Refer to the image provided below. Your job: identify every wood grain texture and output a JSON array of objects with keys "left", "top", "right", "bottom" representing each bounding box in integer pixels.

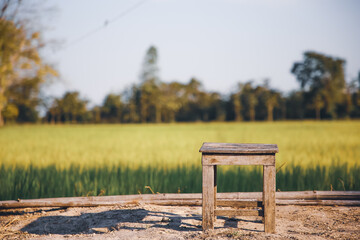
[
  {"left": 0, "top": 191, "right": 359, "bottom": 209},
  {"left": 202, "top": 154, "right": 275, "bottom": 166},
  {"left": 216, "top": 200, "right": 262, "bottom": 207},
  {"left": 200, "top": 142, "right": 278, "bottom": 154},
  {"left": 275, "top": 200, "right": 360, "bottom": 206},
  {"left": 263, "top": 165, "right": 276, "bottom": 233},
  {"left": 1, "top": 198, "right": 359, "bottom": 209},
  {"left": 215, "top": 209, "right": 264, "bottom": 217},
  {"left": 214, "top": 165, "right": 217, "bottom": 222},
  {"left": 202, "top": 164, "right": 215, "bottom": 230}
]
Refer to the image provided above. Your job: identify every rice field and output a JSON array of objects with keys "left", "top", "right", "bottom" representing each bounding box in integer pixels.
[{"left": 0, "top": 121, "right": 359, "bottom": 200}]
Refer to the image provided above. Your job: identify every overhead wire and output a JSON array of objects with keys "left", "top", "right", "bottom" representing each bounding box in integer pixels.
[{"left": 66, "top": 0, "right": 148, "bottom": 48}]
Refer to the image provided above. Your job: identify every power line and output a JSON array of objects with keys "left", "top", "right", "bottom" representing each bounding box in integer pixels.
[{"left": 66, "top": 0, "right": 147, "bottom": 47}]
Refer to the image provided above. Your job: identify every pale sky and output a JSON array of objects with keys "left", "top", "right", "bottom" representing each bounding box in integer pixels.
[{"left": 43, "top": 0, "right": 360, "bottom": 106}]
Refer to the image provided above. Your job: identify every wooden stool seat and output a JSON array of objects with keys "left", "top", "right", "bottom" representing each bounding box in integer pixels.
[{"left": 200, "top": 142, "right": 278, "bottom": 233}]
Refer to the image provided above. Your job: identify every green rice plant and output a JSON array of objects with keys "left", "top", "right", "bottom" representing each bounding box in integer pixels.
[
  {"left": 0, "top": 163, "right": 359, "bottom": 201},
  {"left": 0, "top": 121, "right": 359, "bottom": 200}
]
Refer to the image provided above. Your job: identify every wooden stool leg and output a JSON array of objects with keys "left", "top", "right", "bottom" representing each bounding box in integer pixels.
[
  {"left": 214, "top": 165, "right": 217, "bottom": 223},
  {"left": 263, "top": 165, "right": 276, "bottom": 233},
  {"left": 202, "top": 165, "right": 215, "bottom": 230}
]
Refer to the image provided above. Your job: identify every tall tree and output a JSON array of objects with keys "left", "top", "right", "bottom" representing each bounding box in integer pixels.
[
  {"left": 261, "top": 80, "right": 280, "bottom": 121},
  {"left": 159, "top": 82, "right": 184, "bottom": 122},
  {"left": 91, "top": 106, "right": 101, "bottom": 123},
  {"left": 0, "top": 1, "right": 57, "bottom": 125},
  {"left": 231, "top": 83, "right": 244, "bottom": 121},
  {"left": 241, "top": 81, "right": 258, "bottom": 121},
  {"left": 348, "top": 71, "right": 360, "bottom": 118},
  {"left": 139, "top": 46, "right": 161, "bottom": 123},
  {"left": 47, "top": 98, "right": 62, "bottom": 124},
  {"left": 47, "top": 92, "right": 87, "bottom": 123},
  {"left": 180, "top": 78, "right": 204, "bottom": 121},
  {"left": 127, "top": 85, "right": 141, "bottom": 123},
  {"left": 206, "top": 92, "right": 225, "bottom": 121},
  {"left": 291, "top": 51, "right": 345, "bottom": 119},
  {"left": 63, "top": 92, "right": 87, "bottom": 123},
  {"left": 101, "top": 93, "right": 122, "bottom": 123}
]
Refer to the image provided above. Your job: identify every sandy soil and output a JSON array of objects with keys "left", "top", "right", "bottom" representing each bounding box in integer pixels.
[{"left": 1, "top": 204, "right": 359, "bottom": 239}]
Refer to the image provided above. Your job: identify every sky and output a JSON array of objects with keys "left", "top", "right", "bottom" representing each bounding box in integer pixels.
[{"left": 43, "top": 0, "right": 360, "bottom": 106}]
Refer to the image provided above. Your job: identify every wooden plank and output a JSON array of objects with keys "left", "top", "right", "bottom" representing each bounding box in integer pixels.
[
  {"left": 218, "top": 191, "right": 360, "bottom": 200},
  {"left": 200, "top": 142, "right": 278, "bottom": 154},
  {"left": 217, "top": 200, "right": 262, "bottom": 207},
  {"left": 152, "top": 199, "right": 360, "bottom": 207},
  {"left": 202, "top": 164, "right": 215, "bottom": 230},
  {"left": 215, "top": 209, "right": 264, "bottom": 217},
  {"left": 275, "top": 191, "right": 360, "bottom": 200},
  {"left": 202, "top": 154, "right": 275, "bottom": 166},
  {"left": 263, "top": 165, "right": 276, "bottom": 233},
  {"left": 1, "top": 198, "right": 359, "bottom": 209},
  {"left": 1, "top": 191, "right": 359, "bottom": 209},
  {"left": 276, "top": 200, "right": 360, "bottom": 206}
]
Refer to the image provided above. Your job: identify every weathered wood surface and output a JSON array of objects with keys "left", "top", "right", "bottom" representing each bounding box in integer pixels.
[
  {"left": 214, "top": 165, "right": 217, "bottom": 222},
  {"left": 276, "top": 200, "right": 360, "bottom": 206},
  {"left": 199, "top": 142, "right": 279, "bottom": 154},
  {"left": 202, "top": 164, "right": 215, "bottom": 230},
  {"left": 1, "top": 191, "right": 359, "bottom": 209},
  {"left": 215, "top": 191, "right": 360, "bottom": 201},
  {"left": 263, "top": 165, "right": 276, "bottom": 233},
  {"left": 153, "top": 199, "right": 360, "bottom": 207},
  {"left": 1, "top": 198, "right": 359, "bottom": 209},
  {"left": 215, "top": 209, "right": 264, "bottom": 217},
  {"left": 202, "top": 154, "right": 275, "bottom": 166},
  {"left": 216, "top": 200, "right": 262, "bottom": 207}
]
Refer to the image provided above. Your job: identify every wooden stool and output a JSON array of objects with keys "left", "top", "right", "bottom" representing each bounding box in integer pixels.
[{"left": 200, "top": 142, "right": 278, "bottom": 233}]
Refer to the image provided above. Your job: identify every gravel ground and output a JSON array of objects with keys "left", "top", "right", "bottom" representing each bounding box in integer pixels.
[{"left": 1, "top": 204, "right": 359, "bottom": 239}]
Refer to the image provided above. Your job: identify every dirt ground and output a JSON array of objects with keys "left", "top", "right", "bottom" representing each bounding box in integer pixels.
[{"left": 0, "top": 204, "right": 359, "bottom": 239}]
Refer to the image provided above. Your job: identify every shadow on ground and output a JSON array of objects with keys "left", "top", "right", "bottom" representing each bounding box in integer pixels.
[
  {"left": 21, "top": 209, "right": 203, "bottom": 235},
  {"left": 20, "top": 208, "right": 264, "bottom": 235}
]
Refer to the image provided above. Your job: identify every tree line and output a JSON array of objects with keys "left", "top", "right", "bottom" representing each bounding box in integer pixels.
[
  {"left": 1, "top": 1, "right": 360, "bottom": 125},
  {"left": 42, "top": 47, "right": 360, "bottom": 124}
]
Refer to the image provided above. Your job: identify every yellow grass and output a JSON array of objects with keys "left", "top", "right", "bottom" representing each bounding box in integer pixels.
[{"left": 1, "top": 121, "right": 359, "bottom": 169}]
